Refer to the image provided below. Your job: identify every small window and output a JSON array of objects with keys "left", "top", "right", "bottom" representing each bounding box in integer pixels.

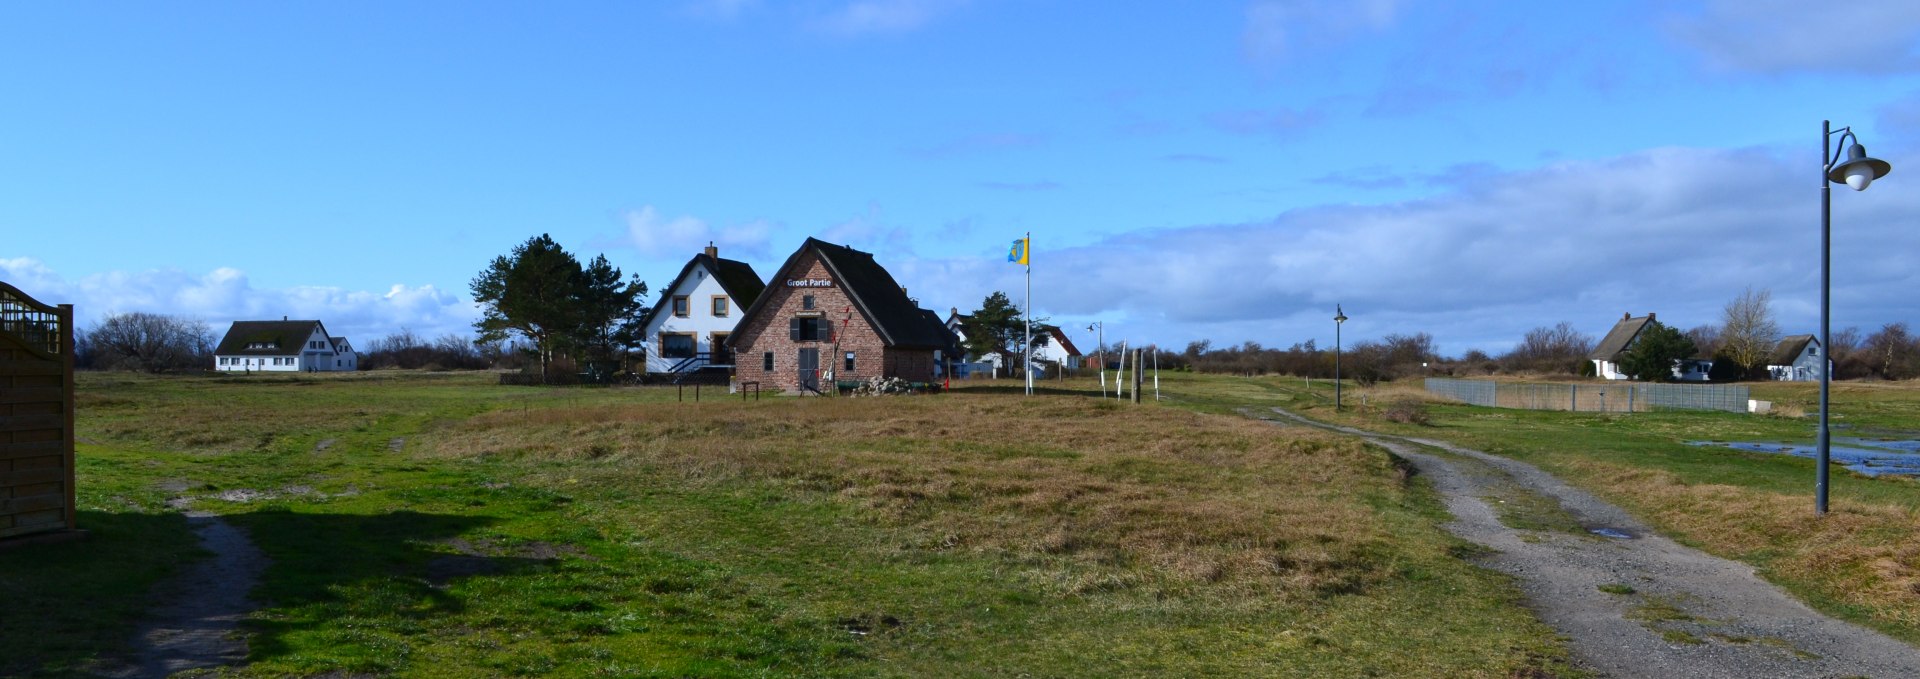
[
  {"left": 803, "top": 295, "right": 815, "bottom": 310},
  {"left": 789, "top": 318, "right": 829, "bottom": 342},
  {"left": 712, "top": 296, "right": 729, "bottom": 317},
  {"left": 763, "top": 352, "right": 774, "bottom": 371},
  {"left": 844, "top": 351, "right": 856, "bottom": 372},
  {"left": 673, "top": 296, "right": 690, "bottom": 317}
]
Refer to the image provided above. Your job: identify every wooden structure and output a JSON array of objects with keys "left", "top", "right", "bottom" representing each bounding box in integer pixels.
[{"left": 0, "top": 281, "right": 77, "bottom": 542}]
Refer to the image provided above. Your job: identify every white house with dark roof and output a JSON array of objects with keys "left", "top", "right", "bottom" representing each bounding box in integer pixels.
[
  {"left": 639, "top": 244, "right": 766, "bottom": 378},
  {"left": 1589, "top": 312, "right": 1712, "bottom": 381},
  {"left": 214, "top": 318, "right": 356, "bottom": 372},
  {"left": 1767, "top": 334, "right": 1823, "bottom": 381}
]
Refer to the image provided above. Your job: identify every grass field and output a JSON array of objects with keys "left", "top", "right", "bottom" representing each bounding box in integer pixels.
[
  {"left": 1158, "top": 371, "right": 1920, "bottom": 645},
  {"left": 1, "top": 371, "right": 1577, "bottom": 678}
]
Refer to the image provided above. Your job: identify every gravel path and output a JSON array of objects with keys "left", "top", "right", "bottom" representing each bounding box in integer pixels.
[
  {"left": 1260, "top": 406, "right": 1920, "bottom": 678},
  {"left": 95, "top": 511, "right": 268, "bottom": 678}
]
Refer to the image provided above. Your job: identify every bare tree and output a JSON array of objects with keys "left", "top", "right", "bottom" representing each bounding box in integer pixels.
[
  {"left": 1720, "top": 287, "right": 1779, "bottom": 376},
  {"left": 1504, "top": 321, "right": 1592, "bottom": 373},
  {"left": 1865, "top": 323, "right": 1919, "bottom": 380},
  {"left": 86, "top": 312, "right": 214, "bottom": 372},
  {"left": 1685, "top": 325, "right": 1722, "bottom": 358}
]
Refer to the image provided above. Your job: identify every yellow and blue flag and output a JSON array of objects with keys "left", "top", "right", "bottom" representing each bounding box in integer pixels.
[{"left": 1008, "top": 237, "right": 1029, "bottom": 266}]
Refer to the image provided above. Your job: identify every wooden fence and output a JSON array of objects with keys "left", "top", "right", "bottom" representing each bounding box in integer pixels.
[{"left": 0, "top": 281, "right": 76, "bottom": 541}]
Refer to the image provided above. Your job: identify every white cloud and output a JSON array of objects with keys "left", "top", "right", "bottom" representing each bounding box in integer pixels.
[
  {"left": 1667, "top": 0, "right": 1920, "bottom": 74},
  {"left": 1243, "top": 0, "right": 1403, "bottom": 65},
  {"left": 617, "top": 205, "right": 775, "bottom": 261},
  {"left": 0, "top": 259, "right": 479, "bottom": 343},
  {"left": 890, "top": 145, "right": 1920, "bottom": 356},
  {"left": 809, "top": 0, "right": 967, "bottom": 36}
]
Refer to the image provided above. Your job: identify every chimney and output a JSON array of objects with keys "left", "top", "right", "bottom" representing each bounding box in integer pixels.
[
  {"left": 703, "top": 241, "right": 718, "bottom": 259},
  {"left": 900, "top": 286, "right": 908, "bottom": 297},
  {"left": 1622, "top": 312, "right": 1630, "bottom": 321},
  {"left": 283, "top": 315, "right": 288, "bottom": 321},
  {"left": 1648, "top": 312, "right": 1656, "bottom": 321},
  {"left": 950, "top": 307, "right": 958, "bottom": 316}
]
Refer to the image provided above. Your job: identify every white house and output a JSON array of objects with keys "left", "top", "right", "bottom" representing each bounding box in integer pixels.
[
  {"left": 214, "top": 318, "right": 357, "bottom": 372},
  {"left": 1590, "top": 313, "right": 1656, "bottom": 380},
  {"left": 1589, "top": 312, "right": 1713, "bottom": 381},
  {"left": 944, "top": 309, "right": 1078, "bottom": 377},
  {"left": 1767, "top": 334, "right": 1824, "bottom": 381},
  {"left": 1033, "top": 326, "right": 1084, "bottom": 371},
  {"left": 639, "top": 244, "right": 765, "bottom": 378}
]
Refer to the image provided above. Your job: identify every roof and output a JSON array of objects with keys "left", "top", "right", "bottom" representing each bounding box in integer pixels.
[
  {"left": 733, "top": 237, "right": 953, "bottom": 350},
  {"left": 1044, "top": 326, "right": 1083, "bottom": 357},
  {"left": 920, "top": 308, "right": 960, "bottom": 354},
  {"left": 215, "top": 320, "right": 328, "bottom": 357},
  {"left": 1589, "top": 314, "right": 1655, "bottom": 361},
  {"left": 1769, "top": 334, "right": 1817, "bottom": 366},
  {"left": 645, "top": 253, "right": 767, "bottom": 325}
]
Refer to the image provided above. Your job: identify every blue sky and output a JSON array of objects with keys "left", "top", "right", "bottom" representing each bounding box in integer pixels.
[{"left": 6, "top": 1, "right": 1920, "bottom": 355}]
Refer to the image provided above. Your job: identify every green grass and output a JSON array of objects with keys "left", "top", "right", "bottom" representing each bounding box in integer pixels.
[
  {"left": 0, "top": 371, "right": 1580, "bottom": 677},
  {"left": 1155, "top": 371, "right": 1920, "bottom": 646}
]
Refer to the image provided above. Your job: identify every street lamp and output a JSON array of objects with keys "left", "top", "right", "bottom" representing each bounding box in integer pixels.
[
  {"left": 1817, "top": 120, "right": 1892, "bottom": 515},
  {"left": 1334, "top": 305, "right": 1348, "bottom": 411}
]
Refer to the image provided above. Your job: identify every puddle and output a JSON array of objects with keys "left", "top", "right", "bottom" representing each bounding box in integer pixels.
[
  {"left": 1589, "top": 527, "right": 1633, "bottom": 539},
  {"left": 1689, "top": 439, "right": 1920, "bottom": 477}
]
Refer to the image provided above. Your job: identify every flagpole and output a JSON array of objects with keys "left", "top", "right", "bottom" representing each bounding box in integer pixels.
[{"left": 1024, "top": 231, "right": 1033, "bottom": 396}]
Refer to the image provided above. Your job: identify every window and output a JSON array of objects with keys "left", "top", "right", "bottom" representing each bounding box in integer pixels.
[
  {"left": 789, "top": 318, "right": 829, "bottom": 341},
  {"left": 661, "top": 333, "right": 696, "bottom": 359},
  {"left": 802, "top": 295, "right": 815, "bottom": 310},
  {"left": 712, "top": 296, "right": 729, "bottom": 317},
  {"left": 673, "top": 296, "right": 690, "bottom": 317},
  {"left": 844, "top": 351, "right": 856, "bottom": 372},
  {"left": 763, "top": 352, "right": 774, "bottom": 371}
]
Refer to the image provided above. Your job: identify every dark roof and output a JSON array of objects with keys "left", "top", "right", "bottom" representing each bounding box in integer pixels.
[
  {"left": 1589, "top": 314, "right": 1654, "bottom": 361},
  {"left": 645, "top": 253, "right": 767, "bottom": 325},
  {"left": 215, "top": 320, "right": 329, "bottom": 357},
  {"left": 919, "top": 308, "right": 960, "bottom": 354},
  {"left": 1044, "top": 326, "right": 1083, "bottom": 357},
  {"left": 1769, "top": 334, "right": 1817, "bottom": 366},
  {"left": 733, "top": 238, "right": 953, "bottom": 350}
]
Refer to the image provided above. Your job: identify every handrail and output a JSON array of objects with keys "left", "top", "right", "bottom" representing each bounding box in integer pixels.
[{"left": 0, "top": 281, "right": 69, "bottom": 358}]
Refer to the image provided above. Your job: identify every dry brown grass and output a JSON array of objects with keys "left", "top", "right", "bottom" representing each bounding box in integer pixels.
[
  {"left": 1561, "top": 457, "right": 1920, "bottom": 629},
  {"left": 423, "top": 394, "right": 1407, "bottom": 599}
]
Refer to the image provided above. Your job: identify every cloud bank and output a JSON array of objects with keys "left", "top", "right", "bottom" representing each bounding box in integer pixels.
[
  {"left": 893, "top": 144, "right": 1920, "bottom": 355},
  {"left": 0, "top": 258, "right": 478, "bottom": 344}
]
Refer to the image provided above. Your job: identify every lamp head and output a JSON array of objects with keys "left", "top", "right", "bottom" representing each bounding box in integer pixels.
[
  {"left": 1334, "top": 305, "right": 1348, "bottom": 324},
  {"left": 1828, "top": 143, "right": 1891, "bottom": 191}
]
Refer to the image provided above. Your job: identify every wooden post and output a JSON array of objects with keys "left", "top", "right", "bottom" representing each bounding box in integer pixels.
[
  {"left": 1121, "top": 351, "right": 1136, "bottom": 402},
  {"left": 60, "top": 304, "right": 74, "bottom": 530}
]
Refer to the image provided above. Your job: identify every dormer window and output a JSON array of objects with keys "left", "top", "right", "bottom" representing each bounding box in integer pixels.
[{"left": 247, "top": 341, "right": 276, "bottom": 350}]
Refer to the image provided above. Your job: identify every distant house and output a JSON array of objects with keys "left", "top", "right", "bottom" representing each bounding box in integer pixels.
[
  {"left": 1590, "top": 313, "right": 1656, "bottom": 380},
  {"left": 727, "top": 238, "right": 955, "bottom": 393},
  {"left": 638, "top": 244, "right": 765, "bottom": 380},
  {"left": 1589, "top": 312, "right": 1711, "bottom": 381},
  {"left": 1767, "top": 334, "right": 1824, "bottom": 381},
  {"left": 214, "top": 319, "right": 356, "bottom": 372},
  {"left": 944, "top": 311, "right": 1081, "bottom": 377}
]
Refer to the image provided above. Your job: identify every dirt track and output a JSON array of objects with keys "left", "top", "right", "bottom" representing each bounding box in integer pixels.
[
  {"left": 94, "top": 511, "right": 267, "bottom": 678},
  {"left": 1260, "top": 406, "right": 1920, "bottom": 678}
]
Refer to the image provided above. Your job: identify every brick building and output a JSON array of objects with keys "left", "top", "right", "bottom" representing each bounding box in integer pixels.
[{"left": 728, "top": 238, "right": 956, "bottom": 393}]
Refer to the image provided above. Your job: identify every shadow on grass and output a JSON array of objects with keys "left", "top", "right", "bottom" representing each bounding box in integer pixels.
[
  {"left": 223, "top": 509, "right": 556, "bottom": 665},
  {"left": 949, "top": 384, "right": 1106, "bottom": 397},
  {"left": 0, "top": 510, "right": 200, "bottom": 678},
  {"left": 0, "top": 509, "right": 553, "bottom": 677}
]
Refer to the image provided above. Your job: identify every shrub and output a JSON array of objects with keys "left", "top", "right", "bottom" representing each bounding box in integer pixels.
[{"left": 1382, "top": 399, "right": 1431, "bottom": 425}]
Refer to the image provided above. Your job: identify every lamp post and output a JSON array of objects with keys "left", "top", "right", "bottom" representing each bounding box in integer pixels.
[
  {"left": 1334, "top": 305, "right": 1348, "bottom": 411},
  {"left": 1817, "top": 121, "right": 1892, "bottom": 515}
]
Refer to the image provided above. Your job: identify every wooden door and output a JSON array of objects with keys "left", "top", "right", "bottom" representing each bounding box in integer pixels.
[{"left": 797, "top": 348, "right": 819, "bottom": 391}]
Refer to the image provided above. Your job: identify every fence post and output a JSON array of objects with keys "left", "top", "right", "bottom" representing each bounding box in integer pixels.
[
  {"left": 1571, "top": 385, "right": 1577, "bottom": 412},
  {"left": 1629, "top": 385, "right": 1635, "bottom": 413}
]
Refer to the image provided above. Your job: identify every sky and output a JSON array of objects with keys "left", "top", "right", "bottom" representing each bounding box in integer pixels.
[{"left": 5, "top": 0, "right": 1920, "bottom": 356}]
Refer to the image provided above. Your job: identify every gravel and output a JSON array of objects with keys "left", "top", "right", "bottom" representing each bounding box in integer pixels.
[{"left": 1263, "top": 406, "right": 1920, "bottom": 678}]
